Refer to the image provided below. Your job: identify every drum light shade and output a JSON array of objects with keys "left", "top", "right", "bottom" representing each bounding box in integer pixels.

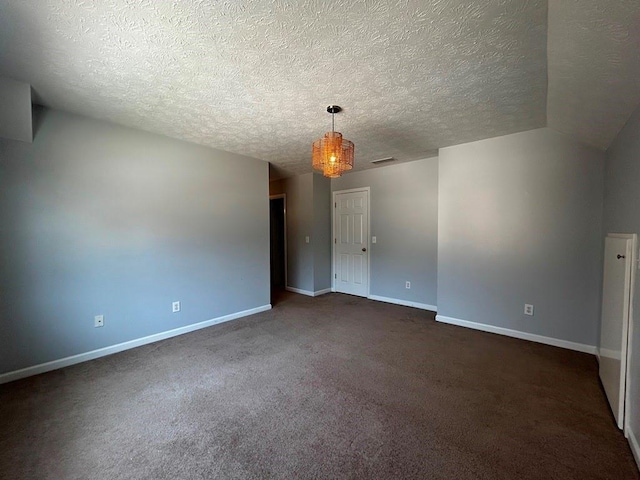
[{"left": 311, "top": 106, "right": 354, "bottom": 178}]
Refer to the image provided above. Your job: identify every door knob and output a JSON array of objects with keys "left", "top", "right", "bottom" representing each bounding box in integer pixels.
[
  {"left": 617, "top": 254, "right": 626, "bottom": 259},
  {"left": 362, "top": 248, "right": 367, "bottom": 252}
]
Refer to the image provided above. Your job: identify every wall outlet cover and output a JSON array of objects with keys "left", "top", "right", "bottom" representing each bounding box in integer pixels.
[
  {"left": 524, "top": 304, "right": 534, "bottom": 316},
  {"left": 94, "top": 315, "right": 104, "bottom": 327},
  {"left": 172, "top": 301, "right": 181, "bottom": 313}
]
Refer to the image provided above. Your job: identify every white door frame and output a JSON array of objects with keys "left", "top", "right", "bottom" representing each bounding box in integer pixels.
[
  {"left": 331, "top": 187, "right": 371, "bottom": 297},
  {"left": 269, "top": 194, "right": 287, "bottom": 288},
  {"left": 605, "top": 233, "right": 637, "bottom": 436}
]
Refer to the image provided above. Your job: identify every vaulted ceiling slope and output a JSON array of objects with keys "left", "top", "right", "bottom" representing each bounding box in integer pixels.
[
  {"left": 0, "top": 1, "right": 638, "bottom": 177},
  {"left": 547, "top": 1, "right": 640, "bottom": 150}
]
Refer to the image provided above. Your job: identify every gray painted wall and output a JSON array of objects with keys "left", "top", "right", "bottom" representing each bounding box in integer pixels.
[
  {"left": 281, "top": 173, "right": 314, "bottom": 292},
  {"left": 331, "top": 158, "right": 439, "bottom": 307},
  {"left": 0, "top": 108, "right": 270, "bottom": 374},
  {"left": 313, "top": 174, "right": 331, "bottom": 291},
  {"left": 270, "top": 173, "right": 331, "bottom": 294},
  {"left": 438, "top": 127, "right": 604, "bottom": 346},
  {"left": 603, "top": 103, "right": 640, "bottom": 443},
  {"left": 0, "top": 77, "right": 32, "bottom": 143}
]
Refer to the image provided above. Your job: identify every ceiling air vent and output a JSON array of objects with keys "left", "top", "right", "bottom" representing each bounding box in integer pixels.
[{"left": 370, "top": 156, "right": 396, "bottom": 164}]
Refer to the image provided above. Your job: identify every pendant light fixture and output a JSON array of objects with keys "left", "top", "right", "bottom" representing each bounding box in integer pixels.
[{"left": 312, "top": 105, "right": 354, "bottom": 178}]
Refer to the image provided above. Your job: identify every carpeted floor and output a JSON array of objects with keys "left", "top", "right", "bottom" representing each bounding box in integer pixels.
[{"left": 0, "top": 291, "right": 638, "bottom": 479}]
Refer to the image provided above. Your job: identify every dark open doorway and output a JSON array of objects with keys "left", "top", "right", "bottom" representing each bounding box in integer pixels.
[{"left": 269, "top": 195, "right": 286, "bottom": 302}]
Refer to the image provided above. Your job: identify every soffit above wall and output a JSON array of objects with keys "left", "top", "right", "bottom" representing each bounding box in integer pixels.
[
  {"left": 0, "top": 77, "right": 32, "bottom": 143},
  {"left": 547, "top": 1, "right": 640, "bottom": 151},
  {"left": 0, "top": 0, "right": 547, "bottom": 176}
]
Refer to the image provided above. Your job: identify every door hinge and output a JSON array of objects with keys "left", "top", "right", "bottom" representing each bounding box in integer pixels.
[
  {"left": 334, "top": 202, "right": 337, "bottom": 208},
  {"left": 334, "top": 238, "right": 336, "bottom": 244},
  {"left": 335, "top": 274, "right": 337, "bottom": 279}
]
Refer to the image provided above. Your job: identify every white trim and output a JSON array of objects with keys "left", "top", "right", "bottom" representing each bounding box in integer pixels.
[
  {"left": 435, "top": 315, "right": 597, "bottom": 355},
  {"left": 0, "top": 304, "right": 272, "bottom": 385},
  {"left": 607, "top": 233, "right": 637, "bottom": 240},
  {"left": 285, "top": 286, "right": 331, "bottom": 297},
  {"left": 624, "top": 234, "right": 637, "bottom": 435},
  {"left": 332, "top": 187, "right": 371, "bottom": 298},
  {"left": 331, "top": 186, "right": 372, "bottom": 195},
  {"left": 368, "top": 294, "right": 437, "bottom": 312},
  {"left": 628, "top": 428, "right": 640, "bottom": 470},
  {"left": 599, "top": 347, "right": 623, "bottom": 361},
  {"left": 286, "top": 286, "right": 314, "bottom": 296}
]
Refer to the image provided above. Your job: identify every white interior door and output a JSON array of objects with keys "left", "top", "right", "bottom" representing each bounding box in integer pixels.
[
  {"left": 599, "top": 235, "right": 634, "bottom": 430},
  {"left": 333, "top": 189, "right": 369, "bottom": 297}
]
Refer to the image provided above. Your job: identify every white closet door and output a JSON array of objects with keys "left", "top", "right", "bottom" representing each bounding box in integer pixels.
[{"left": 599, "top": 235, "right": 633, "bottom": 430}]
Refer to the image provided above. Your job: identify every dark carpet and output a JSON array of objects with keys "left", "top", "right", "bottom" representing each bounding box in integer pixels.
[{"left": 0, "top": 292, "right": 637, "bottom": 479}]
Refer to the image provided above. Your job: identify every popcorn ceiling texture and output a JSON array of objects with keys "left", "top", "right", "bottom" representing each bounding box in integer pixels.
[
  {"left": 0, "top": 0, "right": 547, "bottom": 175},
  {"left": 0, "top": 1, "right": 637, "bottom": 175}
]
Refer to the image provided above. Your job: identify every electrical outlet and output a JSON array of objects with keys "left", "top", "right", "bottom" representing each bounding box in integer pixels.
[
  {"left": 94, "top": 315, "right": 104, "bottom": 328},
  {"left": 524, "top": 304, "right": 534, "bottom": 316},
  {"left": 406, "top": 281, "right": 411, "bottom": 289},
  {"left": 172, "top": 301, "right": 181, "bottom": 313},
  {"left": 305, "top": 236, "right": 310, "bottom": 244},
  {"left": 372, "top": 236, "right": 377, "bottom": 244}
]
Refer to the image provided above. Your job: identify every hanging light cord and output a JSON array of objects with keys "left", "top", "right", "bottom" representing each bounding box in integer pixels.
[{"left": 331, "top": 111, "right": 335, "bottom": 133}]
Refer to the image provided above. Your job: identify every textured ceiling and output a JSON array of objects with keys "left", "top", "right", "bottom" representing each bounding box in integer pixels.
[
  {"left": 547, "top": 1, "right": 640, "bottom": 150},
  {"left": 0, "top": 1, "right": 637, "bottom": 178},
  {"left": 0, "top": 0, "right": 547, "bottom": 176}
]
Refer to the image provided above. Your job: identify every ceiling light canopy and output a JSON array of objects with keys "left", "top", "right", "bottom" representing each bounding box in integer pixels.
[{"left": 312, "top": 106, "right": 354, "bottom": 178}]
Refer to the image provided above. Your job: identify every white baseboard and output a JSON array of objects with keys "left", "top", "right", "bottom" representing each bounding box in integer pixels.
[
  {"left": 629, "top": 428, "right": 640, "bottom": 471},
  {"left": 435, "top": 315, "right": 597, "bottom": 355},
  {"left": 0, "top": 304, "right": 272, "bottom": 385},
  {"left": 368, "top": 294, "right": 437, "bottom": 312},
  {"left": 285, "top": 286, "right": 313, "bottom": 296},
  {"left": 285, "top": 286, "right": 331, "bottom": 297}
]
